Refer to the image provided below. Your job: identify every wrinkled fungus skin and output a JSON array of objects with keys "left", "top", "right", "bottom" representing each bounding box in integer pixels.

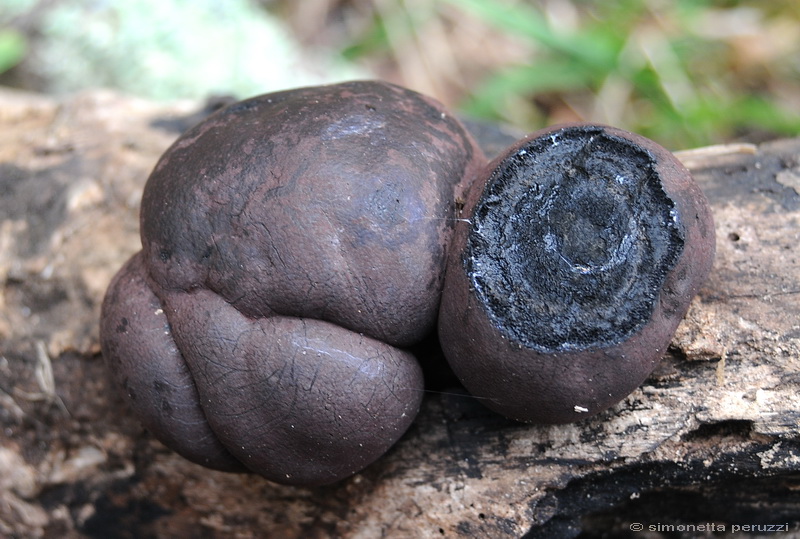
[
  {"left": 100, "top": 81, "right": 486, "bottom": 485},
  {"left": 438, "top": 123, "right": 715, "bottom": 424}
]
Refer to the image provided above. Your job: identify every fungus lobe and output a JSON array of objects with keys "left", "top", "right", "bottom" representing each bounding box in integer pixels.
[
  {"left": 100, "top": 80, "right": 485, "bottom": 485},
  {"left": 438, "top": 123, "right": 715, "bottom": 424}
]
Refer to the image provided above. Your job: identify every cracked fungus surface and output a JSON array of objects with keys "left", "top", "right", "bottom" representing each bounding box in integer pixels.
[{"left": 466, "top": 126, "right": 685, "bottom": 352}]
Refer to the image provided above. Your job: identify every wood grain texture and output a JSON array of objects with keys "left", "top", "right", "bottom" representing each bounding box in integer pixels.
[{"left": 1, "top": 89, "right": 799, "bottom": 538}]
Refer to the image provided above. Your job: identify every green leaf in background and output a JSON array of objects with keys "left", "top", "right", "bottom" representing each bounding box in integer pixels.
[
  {"left": 461, "top": 61, "right": 597, "bottom": 121},
  {"left": 341, "top": 14, "right": 389, "bottom": 62},
  {"left": 445, "top": 0, "right": 800, "bottom": 148},
  {"left": 0, "top": 29, "right": 26, "bottom": 74},
  {"left": 443, "top": 0, "right": 620, "bottom": 72}
]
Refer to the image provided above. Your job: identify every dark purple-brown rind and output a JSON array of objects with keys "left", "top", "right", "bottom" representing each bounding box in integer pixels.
[
  {"left": 99, "top": 253, "right": 246, "bottom": 473},
  {"left": 140, "top": 80, "right": 484, "bottom": 346},
  {"left": 100, "top": 81, "right": 486, "bottom": 485},
  {"left": 438, "top": 123, "right": 715, "bottom": 424}
]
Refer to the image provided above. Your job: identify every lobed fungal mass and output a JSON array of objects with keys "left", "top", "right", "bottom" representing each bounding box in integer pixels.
[
  {"left": 100, "top": 80, "right": 486, "bottom": 485},
  {"left": 102, "top": 80, "right": 715, "bottom": 465}
]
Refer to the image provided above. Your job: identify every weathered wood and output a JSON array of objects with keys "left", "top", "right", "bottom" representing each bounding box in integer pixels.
[{"left": 1, "top": 89, "right": 799, "bottom": 538}]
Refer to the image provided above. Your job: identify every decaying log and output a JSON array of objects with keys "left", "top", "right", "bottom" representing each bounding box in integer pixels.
[{"left": 1, "top": 88, "right": 799, "bottom": 538}]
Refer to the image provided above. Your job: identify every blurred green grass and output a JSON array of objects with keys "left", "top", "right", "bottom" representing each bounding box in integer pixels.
[
  {"left": 0, "top": 29, "right": 25, "bottom": 75},
  {"left": 333, "top": 0, "right": 800, "bottom": 149},
  {"left": 2, "top": 0, "right": 799, "bottom": 149}
]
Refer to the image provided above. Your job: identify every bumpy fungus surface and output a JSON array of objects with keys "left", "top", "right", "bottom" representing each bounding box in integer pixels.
[
  {"left": 100, "top": 81, "right": 485, "bottom": 485},
  {"left": 439, "top": 124, "right": 715, "bottom": 424}
]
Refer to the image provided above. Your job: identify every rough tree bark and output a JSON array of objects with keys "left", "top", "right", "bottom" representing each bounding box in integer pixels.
[{"left": 1, "top": 88, "right": 799, "bottom": 538}]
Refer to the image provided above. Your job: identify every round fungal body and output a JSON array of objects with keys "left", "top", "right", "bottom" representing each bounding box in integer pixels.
[
  {"left": 438, "top": 124, "right": 715, "bottom": 424},
  {"left": 100, "top": 81, "right": 485, "bottom": 485}
]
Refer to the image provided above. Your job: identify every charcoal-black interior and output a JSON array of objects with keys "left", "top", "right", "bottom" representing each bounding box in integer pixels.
[{"left": 465, "top": 125, "right": 685, "bottom": 352}]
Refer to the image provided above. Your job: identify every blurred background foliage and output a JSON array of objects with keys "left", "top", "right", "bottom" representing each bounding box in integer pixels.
[{"left": 1, "top": 0, "right": 799, "bottom": 149}]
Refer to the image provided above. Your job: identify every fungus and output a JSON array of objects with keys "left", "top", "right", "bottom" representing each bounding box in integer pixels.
[
  {"left": 438, "top": 123, "right": 715, "bottom": 424},
  {"left": 100, "top": 81, "right": 486, "bottom": 485}
]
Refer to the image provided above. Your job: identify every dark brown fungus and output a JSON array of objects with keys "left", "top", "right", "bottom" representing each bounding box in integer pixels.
[
  {"left": 438, "top": 123, "right": 715, "bottom": 424},
  {"left": 100, "top": 81, "right": 486, "bottom": 485}
]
